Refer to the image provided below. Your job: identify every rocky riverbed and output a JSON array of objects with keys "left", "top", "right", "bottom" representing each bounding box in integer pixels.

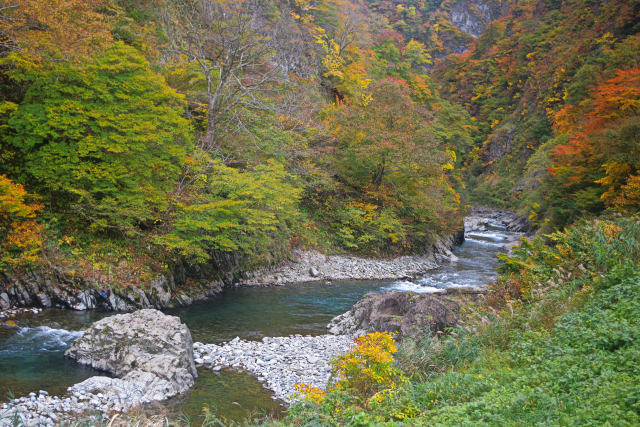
[
  {"left": 0, "top": 209, "right": 530, "bottom": 424},
  {"left": 193, "top": 334, "right": 354, "bottom": 404},
  {"left": 0, "top": 334, "right": 355, "bottom": 424},
  {"left": 0, "top": 388, "right": 126, "bottom": 426},
  {"left": 0, "top": 307, "right": 42, "bottom": 321},
  {"left": 242, "top": 236, "right": 461, "bottom": 287},
  {"left": 465, "top": 206, "right": 531, "bottom": 234},
  {"left": 1, "top": 286, "right": 488, "bottom": 424}
]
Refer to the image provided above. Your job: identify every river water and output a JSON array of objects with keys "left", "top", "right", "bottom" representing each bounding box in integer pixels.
[{"left": 0, "top": 222, "right": 520, "bottom": 423}]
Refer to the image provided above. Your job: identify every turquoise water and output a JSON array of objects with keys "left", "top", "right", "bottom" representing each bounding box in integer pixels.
[
  {"left": 0, "top": 310, "right": 109, "bottom": 401},
  {"left": 0, "top": 224, "right": 519, "bottom": 422}
]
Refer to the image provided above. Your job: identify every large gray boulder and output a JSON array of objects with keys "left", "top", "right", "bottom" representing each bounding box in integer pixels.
[
  {"left": 328, "top": 288, "right": 486, "bottom": 339},
  {"left": 65, "top": 309, "right": 196, "bottom": 406}
]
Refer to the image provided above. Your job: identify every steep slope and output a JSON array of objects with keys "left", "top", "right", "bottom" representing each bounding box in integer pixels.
[
  {"left": 365, "top": 0, "right": 508, "bottom": 59},
  {"left": 431, "top": 0, "right": 640, "bottom": 223}
]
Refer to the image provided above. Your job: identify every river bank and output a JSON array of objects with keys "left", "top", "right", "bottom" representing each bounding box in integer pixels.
[
  {"left": 242, "top": 207, "right": 527, "bottom": 291},
  {"left": 0, "top": 232, "right": 464, "bottom": 316},
  {"left": 0, "top": 269, "right": 225, "bottom": 314},
  {"left": 194, "top": 334, "right": 354, "bottom": 403},
  {"left": 3, "top": 204, "right": 532, "bottom": 315},
  {"left": 241, "top": 235, "right": 460, "bottom": 287}
]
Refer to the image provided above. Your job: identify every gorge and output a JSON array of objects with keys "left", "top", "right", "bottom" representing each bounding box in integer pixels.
[{"left": 0, "top": 0, "right": 638, "bottom": 424}]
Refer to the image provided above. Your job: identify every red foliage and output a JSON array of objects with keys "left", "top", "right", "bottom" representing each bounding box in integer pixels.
[{"left": 551, "top": 67, "right": 640, "bottom": 211}]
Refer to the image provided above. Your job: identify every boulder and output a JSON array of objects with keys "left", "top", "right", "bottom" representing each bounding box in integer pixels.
[
  {"left": 506, "top": 215, "right": 531, "bottom": 233},
  {"left": 328, "top": 289, "right": 485, "bottom": 339},
  {"left": 65, "top": 309, "right": 196, "bottom": 406}
]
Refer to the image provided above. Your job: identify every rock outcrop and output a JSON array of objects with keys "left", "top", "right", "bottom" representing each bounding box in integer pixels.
[
  {"left": 465, "top": 207, "right": 531, "bottom": 234},
  {"left": 65, "top": 309, "right": 197, "bottom": 406},
  {"left": 328, "top": 288, "right": 486, "bottom": 339}
]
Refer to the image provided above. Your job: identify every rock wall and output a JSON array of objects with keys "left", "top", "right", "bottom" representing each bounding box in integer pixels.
[
  {"left": 0, "top": 236, "right": 461, "bottom": 311},
  {"left": 449, "top": 0, "right": 504, "bottom": 39},
  {"left": 0, "top": 267, "right": 223, "bottom": 312}
]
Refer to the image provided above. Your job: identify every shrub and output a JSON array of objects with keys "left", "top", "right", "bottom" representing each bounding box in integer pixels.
[
  {"left": 332, "top": 331, "right": 405, "bottom": 401},
  {"left": 283, "top": 218, "right": 640, "bottom": 426}
]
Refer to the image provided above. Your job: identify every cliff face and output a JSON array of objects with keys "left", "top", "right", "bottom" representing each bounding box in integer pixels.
[
  {"left": 365, "top": 0, "right": 508, "bottom": 58},
  {"left": 448, "top": 0, "right": 500, "bottom": 38},
  {"left": 435, "top": 0, "right": 506, "bottom": 56}
]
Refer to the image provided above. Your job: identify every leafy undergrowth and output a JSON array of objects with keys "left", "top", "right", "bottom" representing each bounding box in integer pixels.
[
  {"left": 42, "top": 231, "right": 164, "bottom": 291},
  {"left": 266, "top": 217, "right": 640, "bottom": 426}
]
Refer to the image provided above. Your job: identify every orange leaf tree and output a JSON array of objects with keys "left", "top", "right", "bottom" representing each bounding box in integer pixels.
[
  {"left": 550, "top": 67, "right": 640, "bottom": 217},
  {"left": 0, "top": 175, "right": 43, "bottom": 269},
  {"left": 0, "top": 0, "right": 112, "bottom": 62},
  {"left": 322, "top": 79, "right": 460, "bottom": 252}
]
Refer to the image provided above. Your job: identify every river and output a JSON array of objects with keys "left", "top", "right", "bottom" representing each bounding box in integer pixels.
[{"left": 0, "top": 219, "right": 521, "bottom": 423}]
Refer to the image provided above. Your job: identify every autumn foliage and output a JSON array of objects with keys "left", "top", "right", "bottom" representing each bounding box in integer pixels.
[
  {"left": 0, "top": 0, "right": 635, "bottom": 280},
  {"left": 0, "top": 0, "right": 112, "bottom": 61},
  {"left": 0, "top": 175, "right": 42, "bottom": 268},
  {"left": 429, "top": 0, "right": 640, "bottom": 219},
  {"left": 550, "top": 67, "right": 640, "bottom": 218},
  {"left": 295, "top": 331, "right": 405, "bottom": 407},
  {"left": 321, "top": 79, "right": 461, "bottom": 252},
  {"left": 332, "top": 331, "right": 405, "bottom": 400}
]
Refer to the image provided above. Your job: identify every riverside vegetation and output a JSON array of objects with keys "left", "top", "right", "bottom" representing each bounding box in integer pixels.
[
  {"left": 0, "top": 0, "right": 639, "bottom": 425},
  {"left": 1, "top": 0, "right": 638, "bottom": 292},
  {"left": 274, "top": 218, "right": 640, "bottom": 426}
]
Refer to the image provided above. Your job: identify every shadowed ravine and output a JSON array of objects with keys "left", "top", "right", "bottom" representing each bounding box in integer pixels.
[{"left": 0, "top": 220, "right": 521, "bottom": 423}]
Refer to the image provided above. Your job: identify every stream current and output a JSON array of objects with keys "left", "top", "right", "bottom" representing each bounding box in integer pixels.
[{"left": 0, "top": 221, "right": 521, "bottom": 422}]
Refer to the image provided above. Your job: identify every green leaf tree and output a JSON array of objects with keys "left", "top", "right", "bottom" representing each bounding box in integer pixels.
[
  {"left": 154, "top": 154, "right": 301, "bottom": 266},
  {"left": 7, "top": 42, "right": 192, "bottom": 234}
]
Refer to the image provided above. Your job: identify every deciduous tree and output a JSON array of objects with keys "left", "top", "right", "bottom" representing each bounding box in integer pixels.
[
  {"left": 0, "top": 0, "right": 112, "bottom": 61},
  {"left": 162, "top": 0, "right": 284, "bottom": 155},
  {"left": 6, "top": 42, "right": 192, "bottom": 234}
]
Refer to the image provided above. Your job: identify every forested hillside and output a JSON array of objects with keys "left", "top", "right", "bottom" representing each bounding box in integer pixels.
[
  {"left": 1, "top": 0, "right": 639, "bottom": 425},
  {"left": 0, "top": 0, "right": 474, "bottom": 288},
  {"left": 0, "top": 0, "right": 639, "bottom": 286},
  {"left": 364, "top": 0, "right": 639, "bottom": 230},
  {"left": 432, "top": 0, "right": 640, "bottom": 230}
]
